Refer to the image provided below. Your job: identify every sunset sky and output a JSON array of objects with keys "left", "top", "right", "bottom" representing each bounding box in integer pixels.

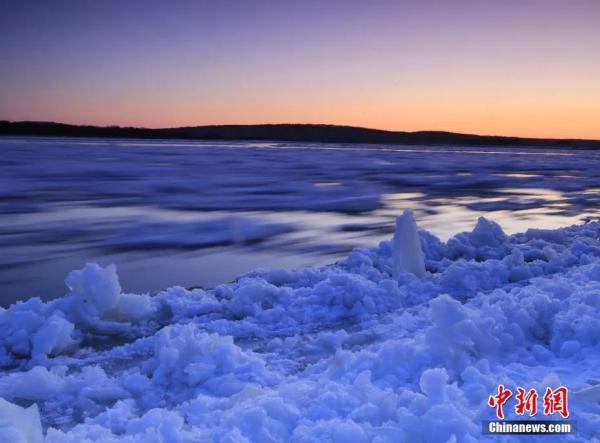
[{"left": 1, "top": 0, "right": 599, "bottom": 139}]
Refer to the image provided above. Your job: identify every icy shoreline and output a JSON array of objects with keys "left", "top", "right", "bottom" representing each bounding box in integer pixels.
[{"left": 1, "top": 217, "right": 599, "bottom": 442}]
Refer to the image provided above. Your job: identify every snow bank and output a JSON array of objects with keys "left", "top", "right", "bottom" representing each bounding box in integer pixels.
[
  {"left": 2, "top": 216, "right": 600, "bottom": 442},
  {"left": 0, "top": 263, "right": 158, "bottom": 366}
]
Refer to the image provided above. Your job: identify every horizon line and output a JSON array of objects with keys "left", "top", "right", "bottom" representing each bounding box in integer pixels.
[{"left": 2, "top": 119, "right": 600, "bottom": 143}]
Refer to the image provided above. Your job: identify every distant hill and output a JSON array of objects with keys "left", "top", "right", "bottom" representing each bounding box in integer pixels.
[{"left": 1, "top": 120, "right": 599, "bottom": 149}]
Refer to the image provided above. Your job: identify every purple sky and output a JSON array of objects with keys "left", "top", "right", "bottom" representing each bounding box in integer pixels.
[{"left": 1, "top": 0, "right": 599, "bottom": 138}]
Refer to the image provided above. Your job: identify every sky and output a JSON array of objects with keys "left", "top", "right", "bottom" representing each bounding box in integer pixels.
[{"left": 1, "top": 0, "right": 599, "bottom": 139}]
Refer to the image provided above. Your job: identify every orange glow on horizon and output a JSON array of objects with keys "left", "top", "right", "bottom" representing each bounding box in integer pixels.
[
  {"left": 6, "top": 93, "right": 598, "bottom": 140},
  {"left": 1, "top": 1, "right": 599, "bottom": 140}
]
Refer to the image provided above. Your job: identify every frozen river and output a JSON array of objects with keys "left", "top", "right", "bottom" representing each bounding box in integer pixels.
[
  {"left": 2, "top": 136, "right": 600, "bottom": 442},
  {"left": 2, "top": 136, "right": 600, "bottom": 305}
]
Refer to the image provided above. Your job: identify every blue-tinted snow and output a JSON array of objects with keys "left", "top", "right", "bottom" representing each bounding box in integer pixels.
[{"left": 0, "top": 216, "right": 599, "bottom": 442}]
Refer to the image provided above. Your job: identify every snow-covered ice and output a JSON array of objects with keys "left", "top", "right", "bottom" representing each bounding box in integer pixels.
[{"left": 1, "top": 214, "right": 599, "bottom": 442}]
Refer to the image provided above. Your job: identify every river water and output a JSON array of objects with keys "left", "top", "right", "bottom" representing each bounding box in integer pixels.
[{"left": 2, "top": 136, "right": 599, "bottom": 305}]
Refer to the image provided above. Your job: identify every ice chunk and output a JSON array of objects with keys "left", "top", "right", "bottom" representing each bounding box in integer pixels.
[
  {"left": 115, "top": 292, "right": 155, "bottom": 321},
  {"left": 392, "top": 210, "right": 426, "bottom": 277},
  {"left": 151, "top": 323, "right": 271, "bottom": 395},
  {"left": 0, "top": 398, "right": 43, "bottom": 443},
  {"left": 419, "top": 368, "right": 449, "bottom": 403},
  {"left": 31, "top": 312, "right": 76, "bottom": 363},
  {"left": 62, "top": 263, "right": 158, "bottom": 330},
  {"left": 446, "top": 217, "right": 508, "bottom": 261},
  {"left": 0, "top": 366, "right": 64, "bottom": 401},
  {"left": 65, "top": 263, "right": 122, "bottom": 316},
  {"left": 471, "top": 217, "right": 507, "bottom": 247}
]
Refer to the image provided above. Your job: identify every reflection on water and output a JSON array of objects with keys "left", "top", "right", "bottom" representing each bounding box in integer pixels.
[{"left": 1, "top": 136, "right": 600, "bottom": 305}]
